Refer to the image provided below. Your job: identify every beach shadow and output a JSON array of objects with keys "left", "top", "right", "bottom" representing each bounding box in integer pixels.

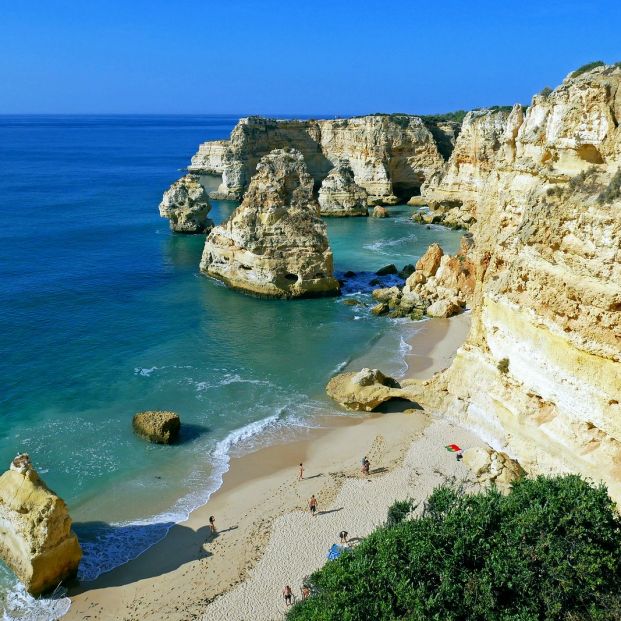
[
  {"left": 177, "top": 423, "right": 211, "bottom": 443},
  {"left": 303, "top": 473, "right": 323, "bottom": 480},
  {"left": 212, "top": 525, "right": 239, "bottom": 535},
  {"left": 318, "top": 507, "right": 343, "bottom": 516},
  {"left": 376, "top": 398, "right": 422, "bottom": 413},
  {"left": 370, "top": 467, "right": 388, "bottom": 475},
  {"left": 70, "top": 519, "right": 216, "bottom": 594}
]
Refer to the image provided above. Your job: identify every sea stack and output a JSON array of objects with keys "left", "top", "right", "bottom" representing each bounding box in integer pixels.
[
  {"left": 159, "top": 174, "right": 213, "bottom": 233},
  {"left": 318, "top": 160, "right": 369, "bottom": 216},
  {"left": 0, "top": 454, "right": 82, "bottom": 595},
  {"left": 200, "top": 148, "right": 339, "bottom": 298}
]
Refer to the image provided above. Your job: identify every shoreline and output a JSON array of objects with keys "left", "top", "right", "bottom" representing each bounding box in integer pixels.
[{"left": 64, "top": 312, "right": 472, "bottom": 620}]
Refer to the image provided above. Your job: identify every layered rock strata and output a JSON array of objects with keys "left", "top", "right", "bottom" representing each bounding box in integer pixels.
[
  {"left": 411, "top": 64, "right": 621, "bottom": 501},
  {"left": 188, "top": 115, "right": 448, "bottom": 204},
  {"left": 159, "top": 174, "right": 213, "bottom": 233},
  {"left": 200, "top": 149, "right": 339, "bottom": 298},
  {"left": 318, "top": 160, "right": 369, "bottom": 216},
  {"left": 0, "top": 455, "right": 82, "bottom": 595}
]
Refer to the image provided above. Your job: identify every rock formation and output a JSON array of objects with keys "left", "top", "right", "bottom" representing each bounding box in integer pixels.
[
  {"left": 412, "top": 63, "right": 621, "bottom": 502},
  {"left": 188, "top": 115, "right": 448, "bottom": 204},
  {"left": 371, "top": 236, "right": 476, "bottom": 319},
  {"left": 200, "top": 149, "right": 339, "bottom": 298},
  {"left": 462, "top": 447, "right": 524, "bottom": 491},
  {"left": 371, "top": 206, "right": 389, "bottom": 218},
  {"left": 318, "top": 160, "right": 369, "bottom": 216},
  {"left": 326, "top": 368, "right": 408, "bottom": 411},
  {"left": 421, "top": 106, "right": 520, "bottom": 228},
  {"left": 133, "top": 411, "right": 181, "bottom": 444},
  {"left": 159, "top": 175, "right": 213, "bottom": 233},
  {"left": 0, "top": 454, "right": 82, "bottom": 595}
]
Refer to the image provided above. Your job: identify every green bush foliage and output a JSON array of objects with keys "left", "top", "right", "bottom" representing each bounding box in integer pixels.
[
  {"left": 287, "top": 476, "right": 621, "bottom": 621},
  {"left": 540, "top": 86, "right": 553, "bottom": 97},
  {"left": 572, "top": 61, "right": 605, "bottom": 78},
  {"left": 386, "top": 499, "right": 413, "bottom": 527},
  {"left": 598, "top": 168, "right": 621, "bottom": 204}
]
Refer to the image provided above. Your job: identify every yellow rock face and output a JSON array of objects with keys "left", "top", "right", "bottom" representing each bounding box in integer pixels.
[
  {"left": 416, "top": 64, "right": 621, "bottom": 501},
  {"left": 0, "top": 465, "right": 82, "bottom": 595}
]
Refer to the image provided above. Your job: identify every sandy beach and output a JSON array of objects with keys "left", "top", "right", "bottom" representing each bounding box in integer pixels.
[{"left": 64, "top": 313, "right": 474, "bottom": 621}]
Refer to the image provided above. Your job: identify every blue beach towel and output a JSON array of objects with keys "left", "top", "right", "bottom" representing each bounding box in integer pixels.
[{"left": 327, "top": 544, "right": 346, "bottom": 560}]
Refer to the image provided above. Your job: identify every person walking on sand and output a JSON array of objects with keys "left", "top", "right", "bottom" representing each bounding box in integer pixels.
[
  {"left": 309, "top": 494, "right": 318, "bottom": 516},
  {"left": 209, "top": 515, "right": 216, "bottom": 534},
  {"left": 339, "top": 530, "right": 349, "bottom": 545},
  {"left": 283, "top": 585, "right": 293, "bottom": 606},
  {"left": 361, "top": 457, "right": 370, "bottom": 476},
  {"left": 301, "top": 584, "right": 310, "bottom": 600},
  {"left": 298, "top": 462, "right": 304, "bottom": 480}
]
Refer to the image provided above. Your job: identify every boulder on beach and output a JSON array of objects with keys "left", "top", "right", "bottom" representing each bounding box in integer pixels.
[
  {"left": 133, "top": 411, "right": 181, "bottom": 444},
  {"left": 159, "top": 174, "right": 213, "bottom": 233},
  {"left": 463, "top": 447, "right": 524, "bottom": 491},
  {"left": 0, "top": 454, "right": 82, "bottom": 595},
  {"left": 200, "top": 148, "right": 339, "bottom": 299},
  {"left": 326, "top": 368, "right": 408, "bottom": 411}
]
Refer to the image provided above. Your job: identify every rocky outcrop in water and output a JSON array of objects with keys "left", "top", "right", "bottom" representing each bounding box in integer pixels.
[
  {"left": 159, "top": 174, "right": 213, "bottom": 233},
  {"left": 200, "top": 149, "right": 339, "bottom": 298},
  {"left": 0, "top": 454, "right": 82, "bottom": 595},
  {"left": 318, "top": 160, "right": 368, "bottom": 216},
  {"left": 412, "top": 63, "right": 621, "bottom": 501},
  {"left": 371, "top": 236, "right": 476, "bottom": 319},
  {"left": 133, "top": 411, "right": 181, "bottom": 444},
  {"left": 188, "top": 115, "right": 448, "bottom": 204}
]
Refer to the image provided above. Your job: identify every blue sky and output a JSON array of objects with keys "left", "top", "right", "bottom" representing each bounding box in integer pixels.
[{"left": 1, "top": 0, "right": 619, "bottom": 115}]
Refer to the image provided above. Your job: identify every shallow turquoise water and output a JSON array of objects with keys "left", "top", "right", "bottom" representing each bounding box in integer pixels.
[{"left": 0, "top": 116, "right": 462, "bottom": 615}]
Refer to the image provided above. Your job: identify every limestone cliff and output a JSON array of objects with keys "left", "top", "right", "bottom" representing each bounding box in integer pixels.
[
  {"left": 414, "top": 63, "right": 621, "bottom": 501},
  {"left": 0, "top": 455, "right": 82, "bottom": 595},
  {"left": 159, "top": 174, "right": 213, "bottom": 233},
  {"left": 188, "top": 115, "right": 447, "bottom": 204},
  {"left": 318, "top": 160, "right": 368, "bottom": 216},
  {"left": 200, "top": 149, "right": 339, "bottom": 298}
]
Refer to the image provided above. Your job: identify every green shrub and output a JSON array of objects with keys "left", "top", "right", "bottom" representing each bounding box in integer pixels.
[
  {"left": 386, "top": 499, "right": 413, "bottom": 526},
  {"left": 497, "top": 357, "right": 509, "bottom": 374},
  {"left": 572, "top": 61, "right": 605, "bottom": 78},
  {"left": 287, "top": 476, "right": 621, "bottom": 621},
  {"left": 598, "top": 168, "right": 621, "bottom": 204},
  {"left": 540, "top": 86, "right": 553, "bottom": 97}
]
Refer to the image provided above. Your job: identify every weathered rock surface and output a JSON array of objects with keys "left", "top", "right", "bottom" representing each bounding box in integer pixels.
[
  {"left": 326, "top": 368, "right": 408, "bottom": 411},
  {"left": 462, "top": 447, "right": 524, "bottom": 491},
  {"left": 318, "top": 160, "right": 368, "bottom": 216},
  {"left": 370, "top": 236, "right": 476, "bottom": 319},
  {"left": 133, "top": 411, "right": 181, "bottom": 444},
  {"left": 200, "top": 149, "right": 339, "bottom": 298},
  {"left": 412, "top": 63, "right": 621, "bottom": 502},
  {"left": 371, "top": 206, "right": 389, "bottom": 218},
  {"left": 0, "top": 455, "right": 82, "bottom": 595},
  {"left": 159, "top": 174, "right": 213, "bottom": 233},
  {"left": 188, "top": 115, "right": 449, "bottom": 204}
]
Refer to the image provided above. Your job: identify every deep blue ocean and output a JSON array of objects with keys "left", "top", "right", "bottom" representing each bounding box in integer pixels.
[{"left": 0, "top": 115, "right": 461, "bottom": 618}]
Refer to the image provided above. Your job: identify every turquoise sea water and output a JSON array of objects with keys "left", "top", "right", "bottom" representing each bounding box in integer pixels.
[{"left": 0, "top": 115, "right": 462, "bottom": 617}]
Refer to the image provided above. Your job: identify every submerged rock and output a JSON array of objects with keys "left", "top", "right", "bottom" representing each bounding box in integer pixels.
[
  {"left": 371, "top": 206, "right": 389, "bottom": 218},
  {"left": 318, "top": 160, "right": 369, "bottom": 216},
  {"left": 326, "top": 368, "right": 406, "bottom": 411},
  {"left": 0, "top": 454, "right": 82, "bottom": 595},
  {"left": 200, "top": 149, "right": 339, "bottom": 299},
  {"left": 133, "top": 411, "right": 181, "bottom": 444},
  {"left": 159, "top": 174, "right": 213, "bottom": 233}
]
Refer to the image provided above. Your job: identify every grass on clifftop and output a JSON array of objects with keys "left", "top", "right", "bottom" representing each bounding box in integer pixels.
[
  {"left": 572, "top": 61, "right": 606, "bottom": 77},
  {"left": 288, "top": 475, "right": 621, "bottom": 621}
]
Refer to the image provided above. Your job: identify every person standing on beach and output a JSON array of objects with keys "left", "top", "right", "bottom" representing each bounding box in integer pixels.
[
  {"left": 339, "top": 530, "right": 349, "bottom": 545},
  {"left": 209, "top": 515, "right": 216, "bottom": 534},
  {"left": 298, "top": 462, "right": 304, "bottom": 480},
  {"left": 309, "top": 494, "right": 318, "bottom": 516},
  {"left": 301, "top": 585, "right": 310, "bottom": 600},
  {"left": 283, "top": 585, "right": 293, "bottom": 606}
]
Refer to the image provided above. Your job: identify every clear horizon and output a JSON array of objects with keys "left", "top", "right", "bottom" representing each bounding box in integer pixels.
[{"left": 1, "top": 0, "right": 620, "bottom": 115}]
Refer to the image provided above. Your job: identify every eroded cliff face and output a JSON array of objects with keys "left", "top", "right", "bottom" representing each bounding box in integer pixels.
[
  {"left": 416, "top": 64, "right": 621, "bottom": 500},
  {"left": 0, "top": 456, "right": 82, "bottom": 595},
  {"left": 318, "top": 160, "right": 368, "bottom": 216},
  {"left": 189, "top": 115, "right": 447, "bottom": 204},
  {"left": 200, "top": 149, "right": 339, "bottom": 298}
]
